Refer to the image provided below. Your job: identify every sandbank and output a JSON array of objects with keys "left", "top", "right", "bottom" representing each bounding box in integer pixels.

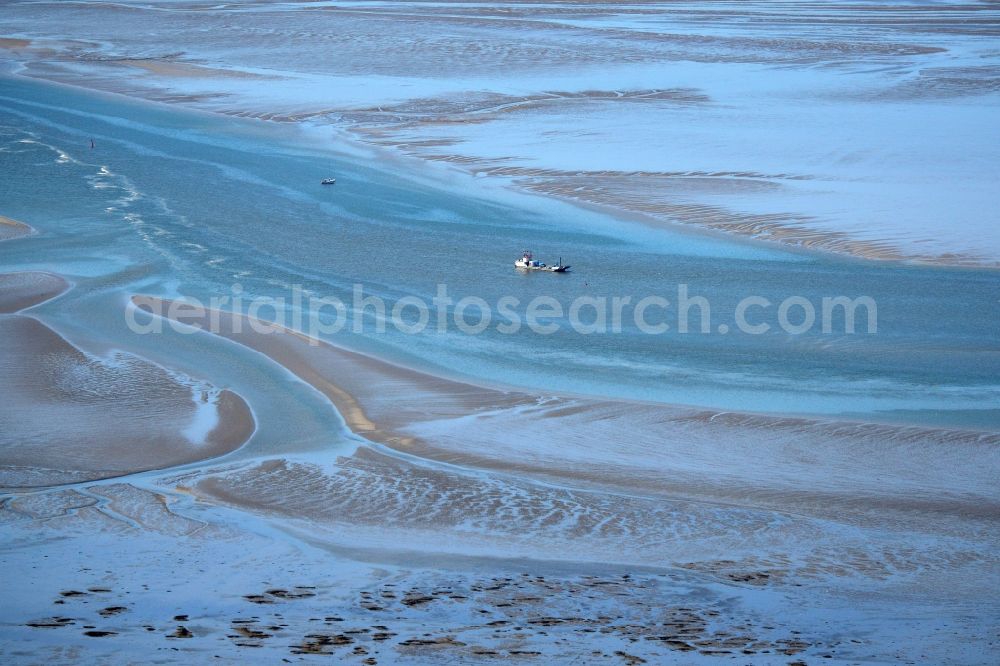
[
  {"left": 0, "top": 272, "right": 69, "bottom": 313},
  {"left": 0, "top": 315, "right": 254, "bottom": 488},
  {"left": 131, "top": 295, "right": 1000, "bottom": 532},
  {"left": 0, "top": 215, "right": 33, "bottom": 242}
]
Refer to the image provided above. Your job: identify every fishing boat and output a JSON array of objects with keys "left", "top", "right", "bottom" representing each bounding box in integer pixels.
[
  {"left": 515, "top": 250, "right": 570, "bottom": 273},
  {"left": 321, "top": 178, "right": 336, "bottom": 185}
]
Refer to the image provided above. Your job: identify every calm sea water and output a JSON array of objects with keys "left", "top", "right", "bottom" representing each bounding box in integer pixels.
[{"left": 2, "top": 76, "right": 998, "bottom": 429}]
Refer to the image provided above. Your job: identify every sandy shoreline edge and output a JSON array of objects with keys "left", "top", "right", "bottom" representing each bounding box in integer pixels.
[
  {"left": 132, "top": 295, "right": 1000, "bottom": 526},
  {"left": 0, "top": 271, "right": 69, "bottom": 313},
  {"left": 131, "top": 295, "right": 525, "bottom": 440},
  {"left": 0, "top": 278, "right": 256, "bottom": 489},
  {"left": 0, "top": 215, "right": 34, "bottom": 243},
  {"left": 0, "top": 318, "right": 256, "bottom": 489}
]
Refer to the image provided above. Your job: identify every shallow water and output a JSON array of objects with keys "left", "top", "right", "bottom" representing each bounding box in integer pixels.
[{"left": 1, "top": 75, "right": 998, "bottom": 429}]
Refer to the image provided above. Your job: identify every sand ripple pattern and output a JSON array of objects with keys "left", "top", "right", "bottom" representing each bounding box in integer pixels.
[{"left": 196, "top": 447, "right": 998, "bottom": 594}]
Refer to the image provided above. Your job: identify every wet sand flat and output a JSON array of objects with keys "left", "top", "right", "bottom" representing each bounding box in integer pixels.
[
  {"left": 115, "top": 295, "right": 1000, "bottom": 663},
  {"left": 0, "top": 4, "right": 997, "bottom": 662},
  {"left": 134, "top": 295, "right": 1000, "bottom": 532},
  {"left": 3, "top": 1, "right": 997, "bottom": 264},
  {"left": 0, "top": 479, "right": 884, "bottom": 664},
  {"left": 118, "top": 59, "right": 274, "bottom": 80},
  {"left": 0, "top": 315, "right": 254, "bottom": 488},
  {"left": 0, "top": 38, "right": 30, "bottom": 51},
  {"left": 0, "top": 272, "right": 69, "bottom": 313},
  {"left": 0, "top": 215, "right": 33, "bottom": 242}
]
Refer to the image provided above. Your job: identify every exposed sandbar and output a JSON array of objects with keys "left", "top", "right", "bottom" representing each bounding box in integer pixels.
[
  {"left": 0, "top": 271, "right": 69, "bottom": 313},
  {"left": 0, "top": 316, "right": 254, "bottom": 488},
  {"left": 0, "top": 37, "right": 30, "bottom": 50},
  {"left": 132, "top": 295, "right": 1000, "bottom": 532},
  {"left": 118, "top": 59, "right": 273, "bottom": 80},
  {"left": 0, "top": 215, "right": 33, "bottom": 242},
  {"left": 130, "top": 295, "right": 998, "bottom": 595},
  {"left": 130, "top": 295, "right": 530, "bottom": 439}
]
